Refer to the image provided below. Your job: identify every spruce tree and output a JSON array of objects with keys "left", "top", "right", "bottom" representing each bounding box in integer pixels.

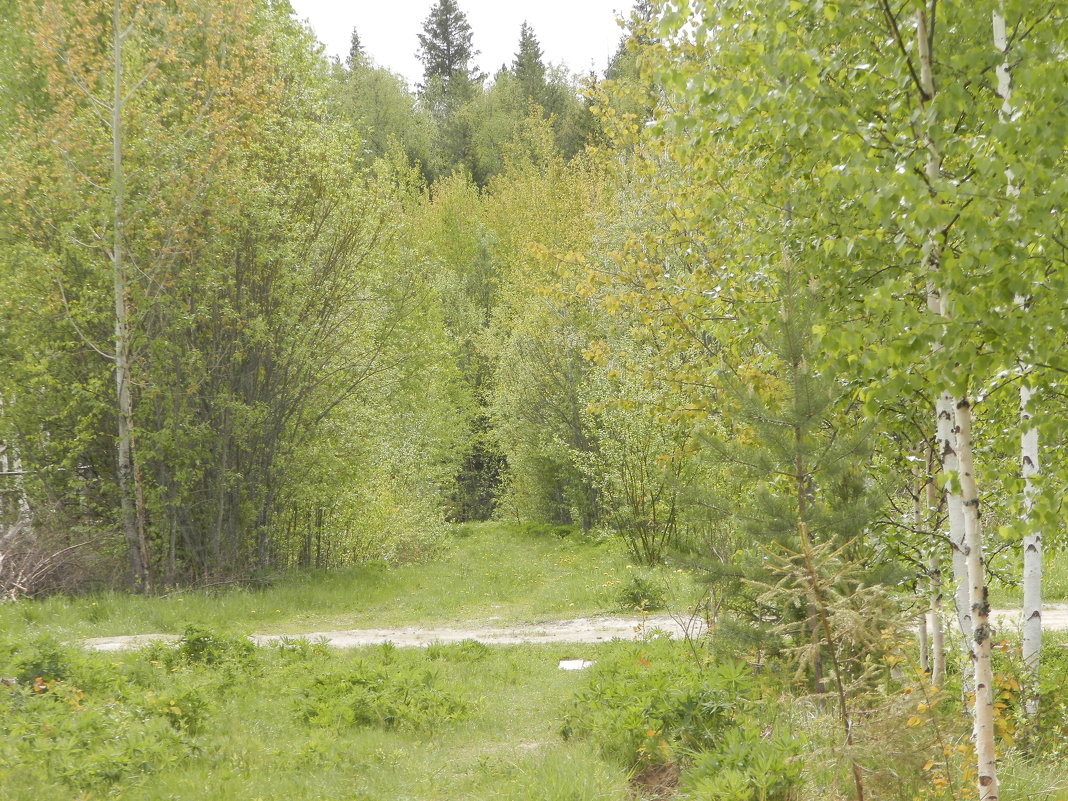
[
  {"left": 416, "top": 0, "right": 483, "bottom": 98},
  {"left": 346, "top": 27, "right": 364, "bottom": 69},
  {"left": 511, "top": 22, "right": 546, "bottom": 102}
]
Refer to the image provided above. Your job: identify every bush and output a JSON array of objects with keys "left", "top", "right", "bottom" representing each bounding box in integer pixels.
[
  {"left": 176, "top": 624, "right": 255, "bottom": 666},
  {"left": 615, "top": 573, "right": 668, "bottom": 612},
  {"left": 12, "top": 638, "right": 71, "bottom": 684},
  {"left": 563, "top": 639, "right": 802, "bottom": 799},
  {"left": 0, "top": 639, "right": 201, "bottom": 793},
  {"left": 679, "top": 724, "right": 803, "bottom": 801},
  {"left": 426, "top": 638, "right": 490, "bottom": 663},
  {"left": 298, "top": 660, "right": 469, "bottom": 731},
  {"left": 562, "top": 639, "right": 756, "bottom": 767}
]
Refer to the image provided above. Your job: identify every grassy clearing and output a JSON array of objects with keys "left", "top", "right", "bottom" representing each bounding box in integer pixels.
[
  {"left": 4, "top": 629, "right": 1067, "bottom": 801},
  {"left": 0, "top": 523, "right": 701, "bottom": 641},
  {"left": 4, "top": 525, "right": 1066, "bottom": 800},
  {"left": 0, "top": 630, "right": 637, "bottom": 801}
]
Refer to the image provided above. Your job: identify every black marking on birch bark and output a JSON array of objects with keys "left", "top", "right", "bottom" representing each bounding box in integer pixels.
[
  {"left": 974, "top": 622, "right": 991, "bottom": 644},
  {"left": 1022, "top": 455, "right": 1035, "bottom": 468},
  {"left": 1025, "top": 542, "right": 1039, "bottom": 553},
  {"left": 1026, "top": 610, "right": 1040, "bottom": 621},
  {"left": 979, "top": 776, "right": 993, "bottom": 787}
]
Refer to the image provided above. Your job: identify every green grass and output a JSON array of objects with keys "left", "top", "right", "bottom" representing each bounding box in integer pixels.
[
  {"left": 987, "top": 549, "right": 1068, "bottom": 607},
  {"left": 0, "top": 523, "right": 701, "bottom": 641},
  {"left": 0, "top": 632, "right": 637, "bottom": 801},
  {"left": 2, "top": 527, "right": 1067, "bottom": 801},
  {"left": 0, "top": 523, "right": 699, "bottom": 800}
]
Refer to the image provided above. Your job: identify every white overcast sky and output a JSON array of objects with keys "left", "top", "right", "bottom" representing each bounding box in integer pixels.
[{"left": 288, "top": 0, "right": 631, "bottom": 88}]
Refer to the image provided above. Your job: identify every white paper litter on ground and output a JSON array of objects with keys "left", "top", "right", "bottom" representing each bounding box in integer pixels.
[{"left": 558, "top": 659, "right": 594, "bottom": 670}]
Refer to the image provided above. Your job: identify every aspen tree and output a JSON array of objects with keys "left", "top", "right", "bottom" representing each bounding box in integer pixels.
[
  {"left": 915, "top": 6, "right": 997, "bottom": 797},
  {"left": 109, "top": 0, "right": 150, "bottom": 591},
  {"left": 992, "top": 1, "right": 1042, "bottom": 719},
  {"left": 925, "top": 442, "right": 945, "bottom": 688}
]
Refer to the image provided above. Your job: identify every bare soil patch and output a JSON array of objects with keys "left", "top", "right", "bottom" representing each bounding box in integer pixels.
[{"left": 79, "top": 605, "right": 1068, "bottom": 652}]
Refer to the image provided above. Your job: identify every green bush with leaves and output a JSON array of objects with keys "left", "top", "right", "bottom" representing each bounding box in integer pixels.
[
  {"left": 0, "top": 638, "right": 201, "bottom": 794},
  {"left": 175, "top": 625, "right": 256, "bottom": 666},
  {"left": 679, "top": 724, "right": 803, "bottom": 801},
  {"left": 298, "top": 658, "right": 469, "bottom": 732},
  {"left": 562, "top": 639, "right": 759, "bottom": 767},
  {"left": 563, "top": 639, "right": 802, "bottom": 798},
  {"left": 614, "top": 573, "right": 668, "bottom": 612}
]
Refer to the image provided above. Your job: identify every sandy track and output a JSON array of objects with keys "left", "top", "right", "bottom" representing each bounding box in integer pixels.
[{"left": 80, "top": 605, "right": 1068, "bottom": 653}]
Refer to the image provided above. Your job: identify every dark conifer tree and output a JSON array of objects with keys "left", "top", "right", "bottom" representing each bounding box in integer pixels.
[
  {"left": 345, "top": 27, "right": 364, "bottom": 69},
  {"left": 416, "top": 0, "right": 483, "bottom": 97},
  {"left": 511, "top": 22, "right": 546, "bottom": 102}
]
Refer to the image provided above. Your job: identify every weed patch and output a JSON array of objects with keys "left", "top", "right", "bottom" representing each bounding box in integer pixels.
[{"left": 298, "top": 659, "right": 470, "bottom": 731}]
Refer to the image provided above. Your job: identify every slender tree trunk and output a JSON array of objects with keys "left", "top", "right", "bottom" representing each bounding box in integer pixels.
[
  {"left": 992, "top": 2, "right": 1042, "bottom": 719},
  {"left": 936, "top": 390, "right": 971, "bottom": 644},
  {"left": 0, "top": 397, "right": 32, "bottom": 524},
  {"left": 111, "top": 0, "right": 150, "bottom": 592},
  {"left": 916, "top": 20, "right": 969, "bottom": 650},
  {"left": 795, "top": 434, "right": 824, "bottom": 697},
  {"left": 1019, "top": 382, "right": 1041, "bottom": 716},
  {"left": 913, "top": 452, "right": 929, "bottom": 673},
  {"left": 925, "top": 443, "right": 945, "bottom": 688},
  {"left": 915, "top": 9, "right": 996, "bottom": 796},
  {"left": 955, "top": 398, "right": 999, "bottom": 801}
]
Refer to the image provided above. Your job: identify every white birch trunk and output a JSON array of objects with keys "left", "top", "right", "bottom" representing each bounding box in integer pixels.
[
  {"left": 0, "top": 397, "right": 32, "bottom": 524},
  {"left": 955, "top": 398, "right": 999, "bottom": 801},
  {"left": 909, "top": 4, "right": 969, "bottom": 653},
  {"left": 916, "top": 9, "right": 997, "bottom": 797},
  {"left": 926, "top": 444, "right": 945, "bottom": 688},
  {"left": 993, "top": 2, "right": 1042, "bottom": 719},
  {"left": 936, "top": 390, "right": 971, "bottom": 642},
  {"left": 916, "top": 15, "right": 969, "bottom": 646},
  {"left": 1020, "top": 386, "right": 1041, "bottom": 715},
  {"left": 913, "top": 452, "right": 929, "bottom": 673}
]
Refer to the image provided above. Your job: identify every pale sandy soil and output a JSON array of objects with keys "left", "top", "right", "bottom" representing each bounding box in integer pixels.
[{"left": 80, "top": 605, "right": 1068, "bottom": 652}]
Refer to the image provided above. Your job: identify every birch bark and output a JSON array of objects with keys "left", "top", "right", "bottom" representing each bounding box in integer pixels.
[
  {"left": 992, "top": 2, "right": 1042, "bottom": 718},
  {"left": 916, "top": 8, "right": 997, "bottom": 798},
  {"left": 913, "top": 452, "right": 929, "bottom": 673},
  {"left": 925, "top": 443, "right": 945, "bottom": 688},
  {"left": 954, "top": 398, "right": 999, "bottom": 800}
]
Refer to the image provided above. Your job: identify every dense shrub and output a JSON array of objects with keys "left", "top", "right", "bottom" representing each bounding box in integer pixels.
[
  {"left": 298, "top": 660, "right": 469, "bottom": 731},
  {"left": 175, "top": 624, "right": 255, "bottom": 666},
  {"left": 0, "top": 638, "right": 201, "bottom": 793},
  {"left": 563, "top": 638, "right": 754, "bottom": 766},
  {"left": 615, "top": 573, "right": 668, "bottom": 612},
  {"left": 563, "top": 638, "right": 802, "bottom": 800},
  {"left": 679, "top": 724, "right": 803, "bottom": 801}
]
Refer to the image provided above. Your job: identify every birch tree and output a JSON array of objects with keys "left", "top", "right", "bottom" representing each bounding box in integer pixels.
[
  {"left": 640, "top": 1, "right": 1064, "bottom": 793},
  {"left": 992, "top": 1, "right": 1042, "bottom": 719}
]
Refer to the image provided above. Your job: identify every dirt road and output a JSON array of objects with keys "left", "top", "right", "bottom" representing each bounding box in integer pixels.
[{"left": 80, "top": 604, "right": 1068, "bottom": 652}]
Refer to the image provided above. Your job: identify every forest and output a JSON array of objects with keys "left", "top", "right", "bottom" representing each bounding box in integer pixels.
[{"left": 1, "top": 0, "right": 1067, "bottom": 799}]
